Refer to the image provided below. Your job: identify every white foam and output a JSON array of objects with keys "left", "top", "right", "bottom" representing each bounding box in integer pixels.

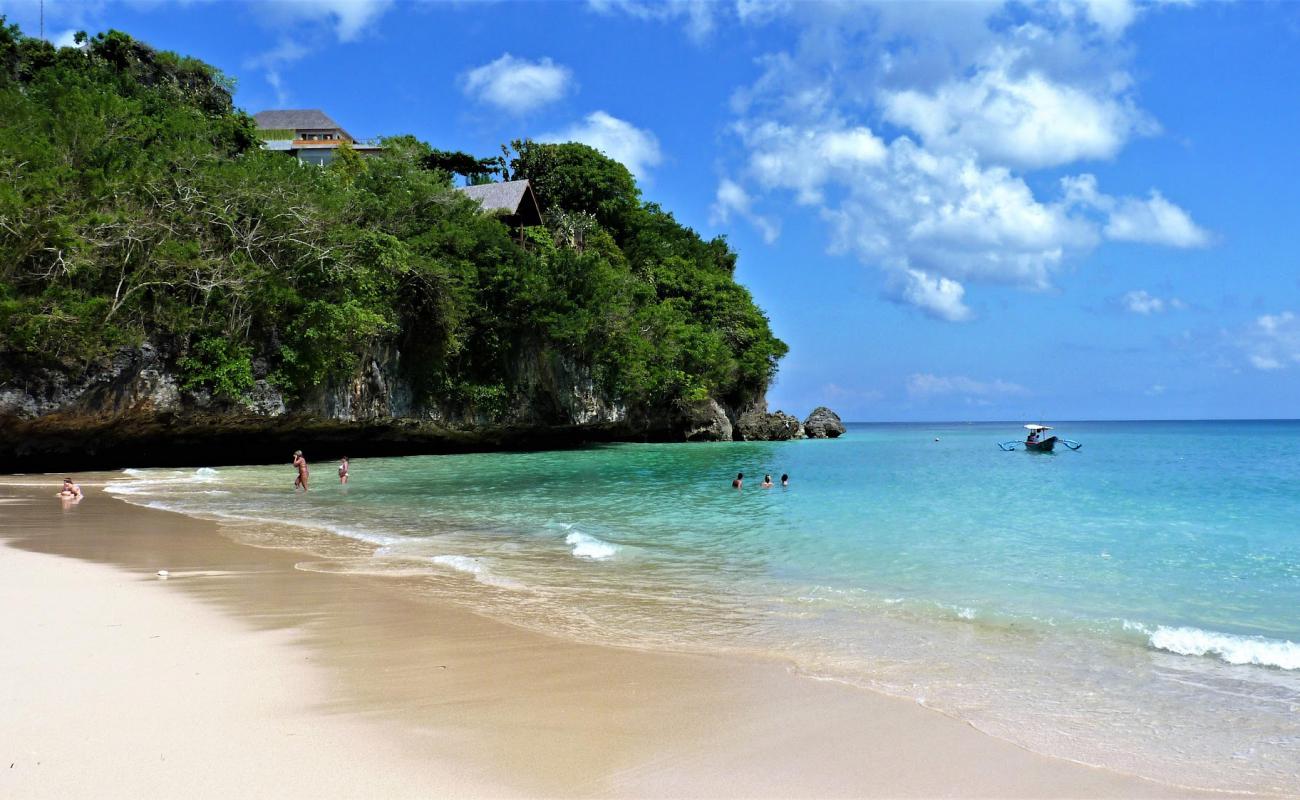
[
  {"left": 565, "top": 531, "right": 617, "bottom": 560},
  {"left": 430, "top": 555, "right": 523, "bottom": 590},
  {"left": 1149, "top": 626, "right": 1300, "bottom": 670},
  {"left": 195, "top": 467, "right": 219, "bottom": 479}
]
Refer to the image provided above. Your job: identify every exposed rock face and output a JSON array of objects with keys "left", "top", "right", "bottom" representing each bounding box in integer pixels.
[
  {"left": 675, "top": 398, "right": 733, "bottom": 442},
  {"left": 735, "top": 402, "right": 805, "bottom": 441},
  {"left": 0, "top": 341, "right": 755, "bottom": 469},
  {"left": 803, "top": 406, "right": 846, "bottom": 439}
]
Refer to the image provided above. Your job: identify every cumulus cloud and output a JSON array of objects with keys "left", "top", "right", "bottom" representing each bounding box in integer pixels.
[
  {"left": 894, "top": 270, "right": 973, "bottom": 322},
  {"left": 1062, "top": 174, "right": 1209, "bottom": 247},
  {"left": 1120, "top": 289, "right": 1185, "bottom": 315},
  {"left": 1104, "top": 191, "right": 1211, "bottom": 247},
  {"left": 1240, "top": 312, "right": 1300, "bottom": 371},
  {"left": 907, "top": 373, "right": 1027, "bottom": 398},
  {"left": 716, "top": 1, "right": 1205, "bottom": 320},
  {"left": 740, "top": 120, "right": 887, "bottom": 204},
  {"left": 540, "top": 111, "right": 663, "bottom": 179},
  {"left": 711, "top": 179, "right": 780, "bottom": 244},
  {"left": 461, "top": 54, "right": 574, "bottom": 115},
  {"left": 881, "top": 48, "right": 1153, "bottom": 169}
]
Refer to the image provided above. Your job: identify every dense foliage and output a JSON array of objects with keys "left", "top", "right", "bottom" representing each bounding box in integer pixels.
[{"left": 0, "top": 24, "right": 785, "bottom": 415}]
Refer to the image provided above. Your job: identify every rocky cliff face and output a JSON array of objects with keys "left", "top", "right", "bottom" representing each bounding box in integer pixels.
[{"left": 2, "top": 341, "right": 817, "bottom": 470}]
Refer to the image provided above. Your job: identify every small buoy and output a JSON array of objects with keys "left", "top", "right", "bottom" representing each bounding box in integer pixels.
[{"left": 156, "top": 570, "right": 170, "bottom": 579}]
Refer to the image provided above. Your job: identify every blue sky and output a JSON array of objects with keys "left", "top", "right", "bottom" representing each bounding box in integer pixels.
[{"left": 5, "top": 0, "right": 1300, "bottom": 421}]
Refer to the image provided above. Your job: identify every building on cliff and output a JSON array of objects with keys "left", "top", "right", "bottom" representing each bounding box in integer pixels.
[
  {"left": 456, "top": 179, "right": 544, "bottom": 247},
  {"left": 253, "top": 109, "right": 382, "bottom": 166}
]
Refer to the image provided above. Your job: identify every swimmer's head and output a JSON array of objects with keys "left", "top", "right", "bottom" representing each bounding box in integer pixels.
[{"left": 736, "top": 472, "right": 744, "bottom": 479}]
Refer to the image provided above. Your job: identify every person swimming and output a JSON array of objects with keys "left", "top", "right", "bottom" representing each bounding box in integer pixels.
[
  {"left": 732, "top": 472, "right": 744, "bottom": 489},
  {"left": 293, "top": 450, "right": 309, "bottom": 492},
  {"left": 761, "top": 474, "right": 774, "bottom": 489},
  {"left": 58, "top": 477, "right": 83, "bottom": 499},
  {"left": 780, "top": 473, "right": 789, "bottom": 487},
  {"left": 338, "top": 456, "right": 349, "bottom": 485}
]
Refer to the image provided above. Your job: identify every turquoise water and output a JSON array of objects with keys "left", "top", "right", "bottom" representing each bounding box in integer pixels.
[{"left": 109, "top": 421, "right": 1300, "bottom": 793}]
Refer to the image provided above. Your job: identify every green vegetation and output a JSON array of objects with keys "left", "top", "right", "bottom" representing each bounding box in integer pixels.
[{"left": 0, "top": 23, "right": 785, "bottom": 416}]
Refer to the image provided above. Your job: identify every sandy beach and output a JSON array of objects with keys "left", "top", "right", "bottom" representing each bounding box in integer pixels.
[{"left": 0, "top": 478, "right": 1220, "bottom": 799}]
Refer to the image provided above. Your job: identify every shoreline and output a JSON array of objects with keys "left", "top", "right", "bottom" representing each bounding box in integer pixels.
[{"left": 1, "top": 478, "right": 1226, "bottom": 798}]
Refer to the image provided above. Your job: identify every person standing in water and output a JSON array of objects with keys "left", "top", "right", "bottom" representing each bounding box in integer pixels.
[
  {"left": 780, "top": 473, "right": 789, "bottom": 487},
  {"left": 292, "top": 450, "right": 309, "bottom": 492},
  {"left": 761, "top": 474, "right": 774, "bottom": 489},
  {"left": 58, "top": 478, "right": 83, "bottom": 499},
  {"left": 732, "top": 472, "right": 744, "bottom": 489},
  {"left": 338, "top": 456, "right": 349, "bottom": 485}
]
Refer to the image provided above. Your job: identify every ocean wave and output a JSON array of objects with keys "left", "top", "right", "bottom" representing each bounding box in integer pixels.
[
  {"left": 565, "top": 531, "right": 618, "bottom": 560},
  {"left": 106, "top": 467, "right": 220, "bottom": 495},
  {"left": 430, "top": 555, "right": 524, "bottom": 590},
  {"left": 1149, "top": 626, "right": 1300, "bottom": 670}
]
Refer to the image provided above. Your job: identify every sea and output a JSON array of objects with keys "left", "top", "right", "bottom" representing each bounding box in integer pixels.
[{"left": 105, "top": 421, "right": 1300, "bottom": 794}]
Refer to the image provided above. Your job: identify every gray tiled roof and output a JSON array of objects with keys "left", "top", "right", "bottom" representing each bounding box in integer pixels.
[
  {"left": 457, "top": 180, "right": 533, "bottom": 213},
  {"left": 253, "top": 109, "right": 342, "bottom": 131}
]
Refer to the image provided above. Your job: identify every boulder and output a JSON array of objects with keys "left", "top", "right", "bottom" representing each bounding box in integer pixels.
[
  {"left": 675, "top": 398, "right": 734, "bottom": 442},
  {"left": 736, "top": 407, "right": 805, "bottom": 441},
  {"left": 803, "top": 406, "right": 845, "bottom": 439}
]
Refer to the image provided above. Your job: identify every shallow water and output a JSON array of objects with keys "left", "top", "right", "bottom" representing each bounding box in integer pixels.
[{"left": 107, "top": 421, "right": 1300, "bottom": 794}]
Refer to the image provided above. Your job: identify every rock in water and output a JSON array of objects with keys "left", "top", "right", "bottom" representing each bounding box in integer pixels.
[
  {"left": 736, "top": 407, "right": 805, "bottom": 441},
  {"left": 804, "top": 407, "right": 846, "bottom": 439}
]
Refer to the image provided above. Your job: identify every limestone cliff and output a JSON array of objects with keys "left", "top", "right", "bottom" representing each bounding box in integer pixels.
[{"left": 0, "top": 341, "right": 772, "bottom": 470}]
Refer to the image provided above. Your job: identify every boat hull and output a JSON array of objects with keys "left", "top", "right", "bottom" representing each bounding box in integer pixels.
[{"left": 1025, "top": 436, "right": 1057, "bottom": 452}]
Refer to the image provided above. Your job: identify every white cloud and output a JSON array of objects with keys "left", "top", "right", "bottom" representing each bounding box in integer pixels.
[
  {"left": 1062, "top": 174, "right": 1209, "bottom": 248},
  {"left": 251, "top": 0, "right": 393, "bottom": 43},
  {"left": 52, "top": 29, "right": 80, "bottom": 48},
  {"left": 540, "top": 111, "right": 663, "bottom": 179},
  {"left": 1104, "top": 191, "right": 1211, "bottom": 247},
  {"left": 907, "top": 373, "right": 1027, "bottom": 398},
  {"left": 741, "top": 120, "right": 887, "bottom": 204},
  {"left": 895, "top": 269, "right": 973, "bottom": 322},
  {"left": 881, "top": 47, "right": 1152, "bottom": 169},
  {"left": 1241, "top": 312, "right": 1300, "bottom": 371},
  {"left": 1075, "top": 0, "right": 1140, "bottom": 38},
  {"left": 460, "top": 54, "right": 574, "bottom": 115},
  {"left": 1063, "top": 175, "right": 1209, "bottom": 247},
  {"left": 586, "top": 0, "right": 719, "bottom": 42},
  {"left": 711, "top": 179, "right": 780, "bottom": 244},
  {"left": 240, "top": 0, "right": 393, "bottom": 103},
  {"left": 1121, "top": 289, "right": 1186, "bottom": 314},
  {"left": 713, "top": 0, "right": 1204, "bottom": 320},
  {"left": 244, "top": 38, "right": 310, "bottom": 106}
]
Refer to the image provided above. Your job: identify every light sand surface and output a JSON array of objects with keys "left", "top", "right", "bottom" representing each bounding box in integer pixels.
[{"left": 0, "top": 481, "right": 1223, "bottom": 798}]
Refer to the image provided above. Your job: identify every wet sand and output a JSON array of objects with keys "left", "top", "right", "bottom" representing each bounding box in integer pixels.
[{"left": 0, "top": 478, "right": 1220, "bottom": 798}]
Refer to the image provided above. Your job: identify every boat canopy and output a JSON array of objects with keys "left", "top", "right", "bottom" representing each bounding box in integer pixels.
[{"left": 1024, "top": 424, "right": 1053, "bottom": 431}]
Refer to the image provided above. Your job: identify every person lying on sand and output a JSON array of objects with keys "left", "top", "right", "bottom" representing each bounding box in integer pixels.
[
  {"left": 293, "top": 451, "right": 309, "bottom": 492},
  {"left": 57, "top": 478, "right": 83, "bottom": 499}
]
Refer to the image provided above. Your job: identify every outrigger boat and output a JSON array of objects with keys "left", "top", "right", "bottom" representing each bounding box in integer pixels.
[{"left": 998, "top": 424, "right": 1082, "bottom": 452}]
